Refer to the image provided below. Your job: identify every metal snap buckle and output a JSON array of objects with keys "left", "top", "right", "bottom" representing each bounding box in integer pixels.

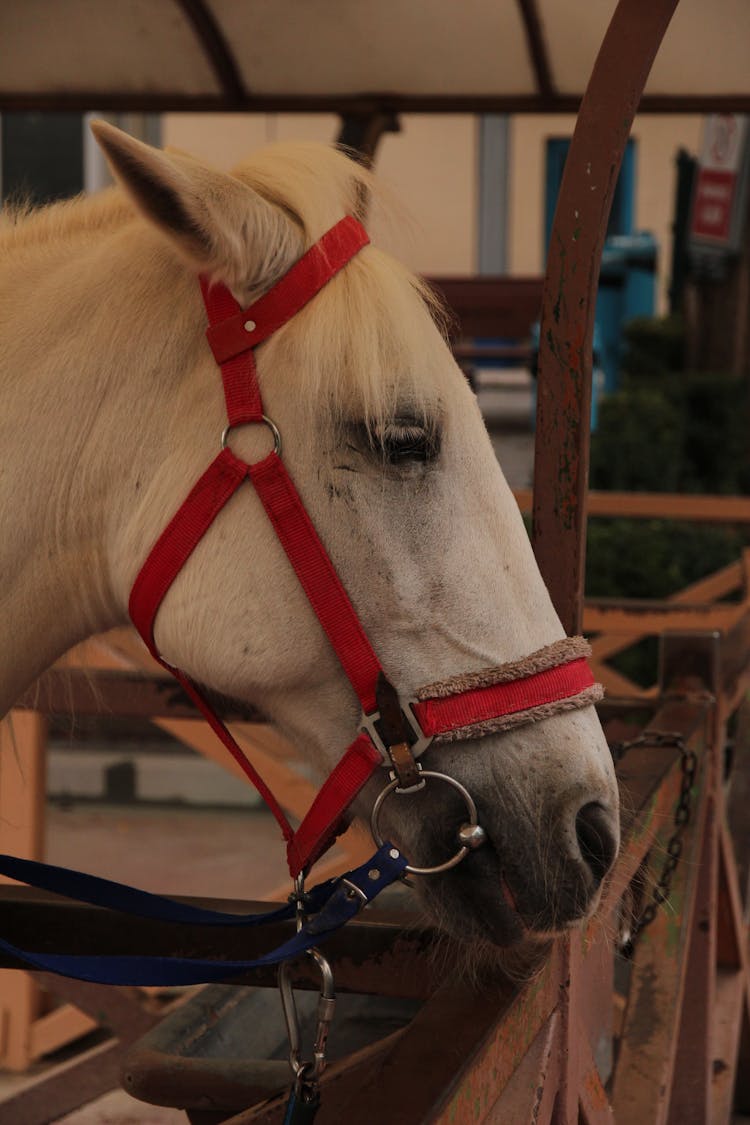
[
  {"left": 370, "top": 769, "right": 487, "bottom": 875},
  {"left": 221, "top": 415, "right": 281, "bottom": 457},
  {"left": 360, "top": 698, "right": 433, "bottom": 761},
  {"left": 279, "top": 947, "right": 336, "bottom": 1085}
]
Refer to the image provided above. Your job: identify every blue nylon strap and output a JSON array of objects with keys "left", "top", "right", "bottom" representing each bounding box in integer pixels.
[
  {"left": 0, "top": 854, "right": 334, "bottom": 926},
  {"left": 0, "top": 845, "right": 407, "bottom": 986}
]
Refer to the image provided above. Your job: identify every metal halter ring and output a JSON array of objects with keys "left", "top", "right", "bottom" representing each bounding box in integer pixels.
[
  {"left": 221, "top": 415, "right": 282, "bottom": 457},
  {"left": 370, "top": 769, "right": 486, "bottom": 876}
]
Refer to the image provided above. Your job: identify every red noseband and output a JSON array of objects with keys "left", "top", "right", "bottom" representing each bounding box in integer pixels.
[{"left": 129, "top": 216, "right": 601, "bottom": 879}]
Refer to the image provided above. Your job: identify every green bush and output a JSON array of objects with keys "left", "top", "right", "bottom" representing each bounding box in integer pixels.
[
  {"left": 591, "top": 370, "right": 748, "bottom": 496},
  {"left": 590, "top": 384, "right": 685, "bottom": 493},
  {"left": 621, "top": 314, "right": 685, "bottom": 377},
  {"left": 586, "top": 316, "right": 749, "bottom": 684},
  {"left": 586, "top": 519, "right": 745, "bottom": 601}
]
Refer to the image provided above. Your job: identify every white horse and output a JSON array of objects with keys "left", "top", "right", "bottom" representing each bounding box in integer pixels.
[{"left": 0, "top": 124, "right": 618, "bottom": 946}]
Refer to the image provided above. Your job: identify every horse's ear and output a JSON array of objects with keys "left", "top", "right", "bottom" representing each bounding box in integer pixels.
[{"left": 90, "top": 120, "right": 300, "bottom": 292}]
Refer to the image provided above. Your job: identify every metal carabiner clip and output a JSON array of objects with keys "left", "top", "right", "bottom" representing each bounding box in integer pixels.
[{"left": 279, "top": 947, "right": 336, "bottom": 1086}]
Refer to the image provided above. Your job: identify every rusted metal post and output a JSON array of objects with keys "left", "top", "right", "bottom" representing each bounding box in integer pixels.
[{"left": 532, "top": 0, "right": 679, "bottom": 635}]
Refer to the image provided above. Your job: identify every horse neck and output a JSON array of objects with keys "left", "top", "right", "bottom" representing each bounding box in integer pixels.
[{"left": 0, "top": 203, "right": 206, "bottom": 716}]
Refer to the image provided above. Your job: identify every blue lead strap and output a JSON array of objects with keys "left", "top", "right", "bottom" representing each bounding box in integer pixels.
[
  {"left": 0, "top": 854, "right": 335, "bottom": 926},
  {"left": 0, "top": 844, "right": 406, "bottom": 986}
]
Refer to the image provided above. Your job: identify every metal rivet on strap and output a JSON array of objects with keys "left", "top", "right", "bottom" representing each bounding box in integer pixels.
[
  {"left": 389, "top": 848, "right": 400, "bottom": 860},
  {"left": 368, "top": 868, "right": 381, "bottom": 881},
  {"left": 244, "top": 319, "right": 256, "bottom": 333}
]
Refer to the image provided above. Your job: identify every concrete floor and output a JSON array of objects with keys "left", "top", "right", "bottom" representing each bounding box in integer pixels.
[{"left": 45, "top": 803, "right": 291, "bottom": 901}]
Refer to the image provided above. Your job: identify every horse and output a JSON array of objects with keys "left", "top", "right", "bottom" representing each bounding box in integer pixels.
[{"left": 0, "top": 122, "right": 619, "bottom": 949}]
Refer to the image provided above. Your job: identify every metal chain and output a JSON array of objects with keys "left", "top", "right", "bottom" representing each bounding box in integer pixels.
[{"left": 611, "top": 729, "right": 697, "bottom": 943}]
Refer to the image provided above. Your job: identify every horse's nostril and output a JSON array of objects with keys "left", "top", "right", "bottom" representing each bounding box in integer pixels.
[{"left": 575, "top": 802, "right": 618, "bottom": 886}]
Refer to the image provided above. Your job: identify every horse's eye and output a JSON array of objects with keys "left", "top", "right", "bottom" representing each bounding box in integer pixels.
[{"left": 374, "top": 419, "right": 439, "bottom": 464}]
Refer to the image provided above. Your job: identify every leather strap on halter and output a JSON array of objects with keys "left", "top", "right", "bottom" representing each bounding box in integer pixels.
[{"left": 129, "top": 214, "right": 600, "bottom": 880}]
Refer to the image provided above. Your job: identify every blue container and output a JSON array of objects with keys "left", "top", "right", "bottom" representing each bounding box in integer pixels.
[
  {"left": 528, "top": 232, "right": 657, "bottom": 431},
  {"left": 596, "top": 232, "right": 657, "bottom": 394}
]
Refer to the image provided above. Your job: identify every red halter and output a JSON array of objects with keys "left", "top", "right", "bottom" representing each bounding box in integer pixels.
[{"left": 129, "top": 216, "right": 599, "bottom": 879}]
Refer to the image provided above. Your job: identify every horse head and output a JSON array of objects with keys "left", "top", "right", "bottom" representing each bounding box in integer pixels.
[{"left": 4, "top": 122, "right": 619, "bottom": 949}]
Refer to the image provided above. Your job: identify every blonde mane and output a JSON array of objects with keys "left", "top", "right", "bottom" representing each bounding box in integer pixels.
[
  {"left": 230, "top": 143, "right": 449, "bottom": 429},
  {"left": 0, "top": 188, "right": 131, "bottom": 250},
  {"left": 1, "top": 142, "right": 447, "bottom": 430}
]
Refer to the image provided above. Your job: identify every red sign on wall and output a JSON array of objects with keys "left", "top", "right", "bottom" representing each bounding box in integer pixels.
[
  {"left": 692, "top": 168, "right": 737, "bottom": 241},
  {"left": 690, "top": 115, "right": 748, "bottom": 250}
]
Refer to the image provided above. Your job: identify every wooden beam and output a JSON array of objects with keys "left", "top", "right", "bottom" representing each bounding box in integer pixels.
[
  {"left": 2, "top": 92, "right": 750, "bottom": 116},
  {"left": 589, "top": 559, "right": 743, "bottom": 669},
  {"left": 517, "top": 488, "right": 750, "bottom": 524},
  {"left": 611, "top": 766, "right": 709, "bottom": 1124},
  {"left": 29, "top": 1004, "right": 98, "bottom": 1061},
  {"left": 665, "top": 799, "right": 717, "bottom": 1121},
  {"left": 583, "top": 600, "right": 743, "bottom": 636}
]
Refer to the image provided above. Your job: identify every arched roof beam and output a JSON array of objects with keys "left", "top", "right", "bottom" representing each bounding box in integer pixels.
[
  {"left": 173, "top": 0, "right": 245, "bottom": 106},
  {"left": 517, "top": 0, "right": 554, "bottom": 99}
]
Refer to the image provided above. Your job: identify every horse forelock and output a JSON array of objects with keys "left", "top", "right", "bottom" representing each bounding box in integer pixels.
[
  {"left": 225, "top": 141, "right": 453, "bottom": 429},
  {"left": 0, "top": 142, "right": 451, "bottom": 431}
]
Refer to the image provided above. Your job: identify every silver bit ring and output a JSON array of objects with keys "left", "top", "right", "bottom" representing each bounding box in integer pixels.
[{"left": 370, "top": 769, "right": 485, "bottom": 875}]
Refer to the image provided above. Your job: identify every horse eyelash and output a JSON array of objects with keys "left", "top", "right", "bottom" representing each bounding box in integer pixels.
[
  {"left": 378, "top": 420, "right": 440, "bottom": 464},
  {"left": 342, "top": 418, "right": 440, "bottom": 467}
]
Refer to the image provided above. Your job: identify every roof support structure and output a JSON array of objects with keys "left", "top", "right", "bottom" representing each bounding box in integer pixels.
[
  {"left": 516, "top": 0, "right": 554, "bottom": 99},
  {"left": 1, "top": 0, "right": 748, "bottom": 119},
  {"left": 1, "top": 93, "right": 749, "bottom": 115},
  {"left": 173, "top": 0, "right": 245, "bottom": 107},
  {"left": 336, "top": 112, "right": 401, "bottom": 164}
]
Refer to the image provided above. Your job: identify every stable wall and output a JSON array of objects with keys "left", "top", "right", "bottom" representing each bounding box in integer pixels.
[
  {"left": 508, "top": 113, "right": 704, "bottom": 312},
  {"left": 163, "top": 113, "right": 477, "bottom": 277},
  {"left": 164, "top": 112, "right": 705, "bottom": 311}
]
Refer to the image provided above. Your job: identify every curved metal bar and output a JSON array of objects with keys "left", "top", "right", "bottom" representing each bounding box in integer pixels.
[{"left": 532, "top": 0, "right": 680, "bottom": 635}]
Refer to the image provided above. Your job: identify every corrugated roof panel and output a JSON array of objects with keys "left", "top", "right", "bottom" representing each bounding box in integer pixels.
[
  {"left": 216, "top": 0, "right": 534, "bottom": 97},
  {"left": 645, "top": 0, "right": 750, "bottom": 96},
  {"left": 0, "top": 0, "right": 747, "bottom": 111},
  {"left": 0, "top": 0, "right": 218, "bottom": 96}
]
